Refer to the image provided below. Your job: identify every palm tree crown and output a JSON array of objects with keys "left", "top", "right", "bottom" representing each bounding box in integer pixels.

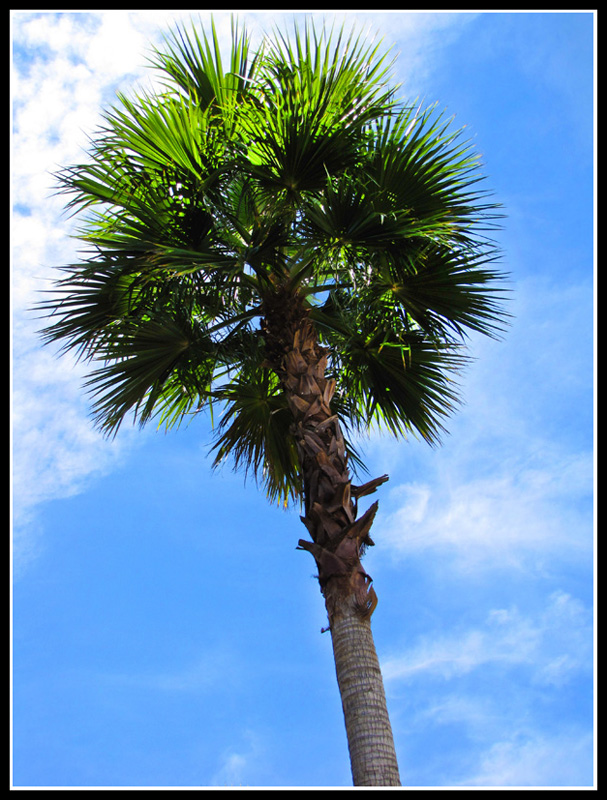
[{"left": 39, "top": 17, "right": 507, "bottom": 504}]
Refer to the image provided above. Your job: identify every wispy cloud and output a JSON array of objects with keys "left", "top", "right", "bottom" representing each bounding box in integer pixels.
[
  {"left": 11, "top": 12, "right": 164, "bottom": 575},
  {"left": 11, "top": 342, "right": 137, "bottom": 577},
  {"left": 463, "top": 728, "right": 594, "bottom": 787},
  {"left": 99, "top": 647, "right": 242, "bottom": 695},
  {"left": 382, "top": 590, "right": 592, "bottom": 686},
  {"left": 413, "top": 696, "right": 594, "bottom": 788},
  {"left": 210, "top": 729, "right": 267, "bottom": 788},
  {"left": 383, "top": 590, "right": 594, "bottom": 787},
  {"left": 378, "top": 448, "right": 592, "bottom": 574}
]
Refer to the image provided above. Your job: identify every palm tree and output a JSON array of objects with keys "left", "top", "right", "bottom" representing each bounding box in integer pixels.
[{"left": 38, "top": 17, "right": 508, "bottom": 786}]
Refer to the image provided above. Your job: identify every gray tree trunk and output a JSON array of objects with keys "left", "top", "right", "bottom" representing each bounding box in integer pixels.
[{"left": 329, "top": 594, "right": 401, "bottom": 787}]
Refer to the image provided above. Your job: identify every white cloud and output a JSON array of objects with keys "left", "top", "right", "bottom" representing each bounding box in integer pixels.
[
  {"left": 11, "top": 12, "right": 156, "bottom": 575},
  {"left": 464, "top": 728, "right": 594, "bottom": 787},
  {"left": 210, "top": 730, "right": 266, "bottom": 788},
  {"left": 13, "top": 350, "right": 124, "bottom": 506},
  {"left": 11, "top": 343, "right": 137, "bottom": 578},
  {"left": 83, "top": 14, "right": 148, "bottom": 78},
  {"left": 382, "top": 590, "right": 592, "bottom": 687},
  {"left": 409, "top": 694, "right": 594, "bottom": 787},
  {"left": 377, "top": 444, "right": 592, "bottom": 575},
  {"left": 383, "top": 589, "right": 594, "bottom": 785}
]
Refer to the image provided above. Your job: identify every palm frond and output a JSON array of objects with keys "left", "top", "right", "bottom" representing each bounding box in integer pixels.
[
  {"left": 211, "top": 380, "right": 300, "bottom": 505},
  {"left": 149, "top": 15, "right": 260, "bottom": 114},
  {"left": 341, "top": 332, "right": 467, "bottom": 444},
  {"left": 37, "top": 262, "right": 141, "bottom": 361},
  {"left": 311, "top": 298, "right": 467, "bottom": 444},
  {"left": 83, "top": 311, "right": 214, "bottom": 435},
  {"left": 242, "top": 20, "right": 397, "bottom": 198}
]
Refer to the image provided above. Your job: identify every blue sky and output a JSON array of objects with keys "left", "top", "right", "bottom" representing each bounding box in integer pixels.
[{"left": 11, "top": 10, "right": 595, "bottom": 789}]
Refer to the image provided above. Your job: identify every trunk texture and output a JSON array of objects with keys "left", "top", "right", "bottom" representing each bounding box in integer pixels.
[
  {"left": 331, "top": 595, "right": 401, "bottom": 786},
  {"left": 262, "top": 287, "right": 401, "bottom": 787}
]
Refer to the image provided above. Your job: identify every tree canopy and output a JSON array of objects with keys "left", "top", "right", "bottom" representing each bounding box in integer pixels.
[{"left": 39, "top": 17, "right": 508, "bottom": 505}]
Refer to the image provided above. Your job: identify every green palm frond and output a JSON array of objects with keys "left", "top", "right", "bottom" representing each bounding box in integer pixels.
[
  {"left": 242, "top": 20, "right": 396, "bottom": 198},
  {"left": 38, "top": 262, "right": 141, "bottom": 361},
  {"left": 149, "top": 15, "right": 259, "bottom": 114},
  {"left": 211, "top": 367, "right": 370, "bottom": 505},
  {"left": 383, "top": 243, "right": 508, "bottom": 340},
  {"left": 341, "top": 332, "right": 466, "bottom": 444},
  {"left": 310, "top": 296, "right": 466, "bottom": 444},
  {"left": 210, "top": 369, "right": 301, "bottom": 505}
]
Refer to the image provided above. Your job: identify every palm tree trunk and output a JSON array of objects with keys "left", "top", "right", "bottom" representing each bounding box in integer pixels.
[
  {"left": 330, "top": 594, "right": 401, "bottom": 786},
  {"left": 262, "top": 287, "right": 401, "bottom": 787}
]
